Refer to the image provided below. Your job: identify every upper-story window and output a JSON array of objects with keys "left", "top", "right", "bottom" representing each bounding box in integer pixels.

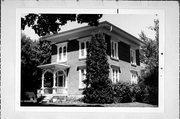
[
  {"left": 130, "top": 49, "right": 136, "bottom": 65},
  {"left": 79, "top": 38, "right": 90, "bottom": 59},
  {"left": 56, "top": 42, "right": 67, "bottom": 62},
  {"left": 111, "top": 40, "right": 118, "bottom": 59}
]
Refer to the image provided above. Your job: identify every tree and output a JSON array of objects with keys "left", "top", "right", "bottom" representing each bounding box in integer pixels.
[
  {"left": 139, "top": 19, "right": 159, "bottom": 87},
  {"left": 21, "top": 14, "right": 102, "bottom": 36},
  {"left": 138, "top": 19, "right": 159, "bottom": 105},
  {"left": 21, "top": 34, "right": 51, "bottom": 100},
  {"left": 82, "top": 33, "right": 114, "bottom": 104}
]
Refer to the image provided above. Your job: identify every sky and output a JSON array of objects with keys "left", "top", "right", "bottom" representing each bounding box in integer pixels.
[{"left": 22, "top": 14, "right": 158, "bottom": 40}]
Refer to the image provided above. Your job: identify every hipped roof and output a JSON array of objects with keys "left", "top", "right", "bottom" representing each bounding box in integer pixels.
[{"left": 41, "top": 21, "right": 145, "bottom": 46}]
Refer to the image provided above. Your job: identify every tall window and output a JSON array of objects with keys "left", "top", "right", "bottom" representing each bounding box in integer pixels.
[
  {"left": 79, "top": 68, "right": 86, "bottom": 89},
  {"left": 79, "top": 39, "right": 90, "bottom": 59},
  {"left": 56, "top": 71, "right": 65, "bottom": 87},
  {"left": 131, "top": 71, "right": 138, "bottom": 84},
  {"left": 111, "top": 40, "right": 118, "bottom": 59},
  {"left": 130, "top": 49, "right": 136, "bottom": 65},
  {"left": 56, "top": 42, "right": 67, "bottom": 62},
  {"left": 111, "top": 68, "right": 120, "bottom": 83}
]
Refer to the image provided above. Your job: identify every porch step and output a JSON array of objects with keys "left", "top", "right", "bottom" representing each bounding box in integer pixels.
[
  {"left": 50, "top": 96, "right": 67, "bottom": 103},
  {"left": 40, "top": 95, "right": 53, "bottom": 103}
]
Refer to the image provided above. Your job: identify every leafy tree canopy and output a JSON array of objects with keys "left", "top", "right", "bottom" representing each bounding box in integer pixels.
[
  {"left": 21, "top": 33, "right": 51, "bottom": 96},
  {"left": 21, "top": 14, "right": 102, "bottom": 36},
  {"left": 139, "top": 19, "right": 159, "bottom": 70},
  {"left": 139, "top": 19, "right": 159, "bottom": 87}
]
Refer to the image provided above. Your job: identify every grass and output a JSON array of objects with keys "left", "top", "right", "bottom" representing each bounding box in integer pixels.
[{"left": 21, "top": 101, "right": 157, "bottom": 107}]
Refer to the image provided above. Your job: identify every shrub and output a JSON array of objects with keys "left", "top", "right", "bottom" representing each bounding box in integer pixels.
[
  {"left": 113, "top": 82, "right": 132, "bottom": 103},
  {"left": 83, "top": 83, "right": 114, "bottom": 104},
  {"left": 130, "top": 84, "right": 144, "bottom": 102},
  {"left": 142, "top": 85, "right": 158, "bottom": 105}
]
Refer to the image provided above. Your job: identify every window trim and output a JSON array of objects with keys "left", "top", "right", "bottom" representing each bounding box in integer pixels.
[
  {"left": 79, "top": 68, "right": 86, "bottom": 89},
  {"left": 78, "top": 38, "right": 90, "bottom": 59},
  {"left": 130, "top": 70, "right": 138, "bottom": 84},
  {"left": 111, "top": 40, "right": 119, "bottom": 60},
  {"left": 56, "top": 42, "right": 67, "bottom": 62},
  {"left": 111, "top": 67, "right": 120, "bottom": 83},
  {"left": 130, "top": 49, "right": 136, "bottom": 65}
]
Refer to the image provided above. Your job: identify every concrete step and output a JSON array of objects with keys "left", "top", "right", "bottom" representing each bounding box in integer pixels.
[{"left": 50, "top": 96, "right": 67, "bottom": 103}]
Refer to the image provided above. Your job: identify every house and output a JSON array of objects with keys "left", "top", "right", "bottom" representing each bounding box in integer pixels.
[{"left": 37, "top": 21, "right": 145, "bottom": 101}]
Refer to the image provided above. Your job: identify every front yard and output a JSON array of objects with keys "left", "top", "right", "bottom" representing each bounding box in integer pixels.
[{"left": 21, "top": 101, "right": 157, "bottom": 107}]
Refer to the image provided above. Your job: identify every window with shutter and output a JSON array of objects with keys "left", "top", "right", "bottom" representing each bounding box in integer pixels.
[
  {"left": 111, "top": 40, "right": 118, "bottom": 60},
  {"left": 130, "top": 49, "right": 136, "bottom": 65}
]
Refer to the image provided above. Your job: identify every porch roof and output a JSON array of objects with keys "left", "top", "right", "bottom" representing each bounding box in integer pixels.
[{"left": 37, "top": 63, "right": 70, "bottom": 70}]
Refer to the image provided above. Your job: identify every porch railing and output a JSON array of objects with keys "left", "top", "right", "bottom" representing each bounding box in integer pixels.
[
  {"left": 44, "top": 87, "right": 53, "bottom": 94},
  {"left": 37, "top": 87, "right": 67, "bottom": 95}
]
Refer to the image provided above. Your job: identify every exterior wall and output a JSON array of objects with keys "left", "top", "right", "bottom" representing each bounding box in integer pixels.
[
  {"left": 50, "top": 39, "right": 87, "bottom": 97},
  {"left": 108, "top": 56, "right": 141, "bottom": 83},
  {"left": 66, "top": 50, "right": 85, "bottom": 96},
  {"left": 108, "top": 56, "right": 131, "bottom": 83},
  {"left": 49, "top": 32, "right": 142, "bottom": 97}
]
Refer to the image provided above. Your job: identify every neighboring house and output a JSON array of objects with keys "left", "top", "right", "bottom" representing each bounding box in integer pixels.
[{"left": 37, "top": 21, "right": 144, "bottom": 101}]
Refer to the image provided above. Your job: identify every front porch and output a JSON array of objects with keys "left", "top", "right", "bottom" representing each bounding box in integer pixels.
[
  {"left": 37, "top": 63, "right": 70, "bottom": 99},
  {"left": 37, "top": 87, "right": 68, "bottom": 97}
]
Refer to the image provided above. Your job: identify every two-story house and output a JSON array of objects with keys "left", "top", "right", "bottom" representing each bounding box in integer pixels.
[{"left": 37, "top": 21, "right": 144, "bottom": 101}]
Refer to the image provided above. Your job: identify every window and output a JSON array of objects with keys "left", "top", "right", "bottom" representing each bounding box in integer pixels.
[
  {"left": 130, "top": 49, "right": 136, "bottom": 65},
  {"left": 56, "top": 71, "right": 65, "bottom": 87},
  {"left": 111, "top": 68, "right": 120, "bottom": 83},
  {"left": 79, "top": 39, "right": 90, "bottom": 59},
  {"left": 111, "top": 40, "right": 118, "bottom": 59},
  {"left": 131, "top": 71, "right": 138, "bottom": 84},
  {"left": 79, "top": 68, "right": 86, "bottom": 89},
  {"left": 56, "top": 42, "right": 67, "bottom": 62}
]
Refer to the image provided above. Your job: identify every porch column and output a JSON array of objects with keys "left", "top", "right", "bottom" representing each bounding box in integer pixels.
[
  {"left": 53, "top": 72, "right": 56, "bottom": 94},
  {"left": 41, "top": 73, "right": 45, "bottom": 94}
]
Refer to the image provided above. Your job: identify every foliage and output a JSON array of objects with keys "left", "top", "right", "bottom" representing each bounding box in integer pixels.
[
  {"left": 82, "top": 33, "right": 114, "bottom": 104},
  {"left": 111, "top": 82, "right": 158, "bottom": 105},
  {"left": 21, "top": 14, "right": 102, "bottom": 36},
  {"left": 21, "top": 34, "right": 51, "bottom": 98},
  {"left": 137, "top": 19, "right": 159, "bottom": 105},
  {"left": 113, "top": 82, "right": 132, "bottom": 103},
  {"left": 130, "top": 84, "right": 144, "bottom": 102},
  {"left": 139, "top": 19, "right": 159, "bottom": 86}
]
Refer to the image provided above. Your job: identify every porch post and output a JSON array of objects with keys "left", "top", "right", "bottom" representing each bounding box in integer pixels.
[
  {"left": 41, "top": 73, "right": 45, "bottom": 94},
  {"left": 53, "top": 72, "right": 56, "bottom": 94}
]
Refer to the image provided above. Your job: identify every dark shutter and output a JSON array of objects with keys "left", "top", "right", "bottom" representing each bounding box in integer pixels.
[
  {"left": 67, "top": 39, "right": 79, "bottom": 52},
  {"left": 118, "top": 41, "right": 130, "bottom": 63},
  {"left": 136, "top": 49, "right": 140, "bottom": 66},
  {"left": 104, "top": 34, "right": 111, "bottom": 56},
  {"left": 51, "top": 44, "right": 57, "bottom": 55}
]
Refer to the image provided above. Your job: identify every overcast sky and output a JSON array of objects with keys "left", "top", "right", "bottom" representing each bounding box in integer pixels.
[{"left": 22, "top": 14, "right": 158, "bottom": 40}]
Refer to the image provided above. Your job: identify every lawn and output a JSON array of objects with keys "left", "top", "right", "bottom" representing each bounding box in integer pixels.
[{"left": 21, "top": 102, "right": 157, "bottom": 107}]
